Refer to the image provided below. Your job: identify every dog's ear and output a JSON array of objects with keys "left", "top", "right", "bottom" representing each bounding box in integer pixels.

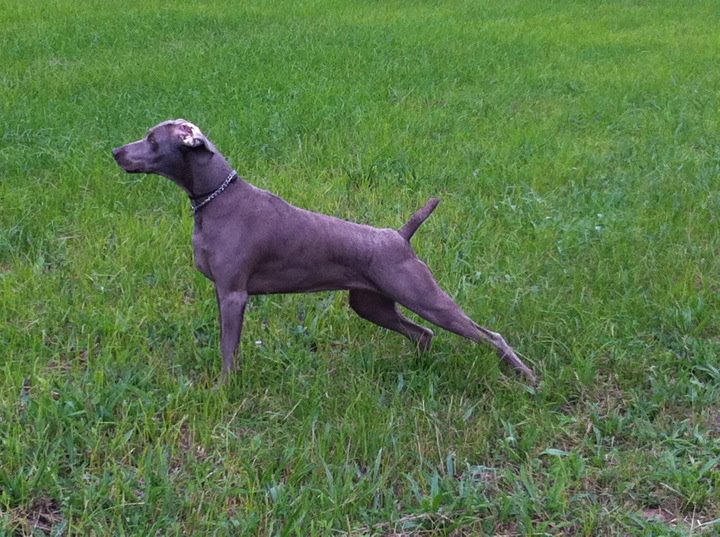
[{"left": 177, "top": 121, "right": 207, "bottom": 148}]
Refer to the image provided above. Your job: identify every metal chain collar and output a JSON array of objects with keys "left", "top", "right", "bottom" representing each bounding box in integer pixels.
[{"left": 190, "top": 170, "right": 237, "bottom": 214}]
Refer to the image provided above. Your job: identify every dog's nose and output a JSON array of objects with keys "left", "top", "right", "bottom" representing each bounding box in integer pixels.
[{"left": 112, "top": 147, "right": 123, "bottom": 160}]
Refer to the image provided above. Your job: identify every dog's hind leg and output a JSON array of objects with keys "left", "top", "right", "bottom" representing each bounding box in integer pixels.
[
  {"left": 373, "top": 259, "right": 537, "bottom": 384},
  {"left": 349, "top": 290, "right": 434, "bottom": 352}
]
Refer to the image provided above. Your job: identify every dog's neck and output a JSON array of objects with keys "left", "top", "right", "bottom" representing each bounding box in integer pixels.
[{"left": 182, "top": 144, "right": 234, "bottom": 199}]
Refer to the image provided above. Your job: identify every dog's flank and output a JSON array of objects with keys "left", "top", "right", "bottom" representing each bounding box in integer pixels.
[{"left": 112, "top": 119, "right": 536, "bottom": 384}]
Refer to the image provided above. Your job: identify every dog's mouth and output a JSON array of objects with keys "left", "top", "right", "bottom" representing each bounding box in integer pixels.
[
  {"left": 121, "top": 165, "right": 144, "bottom": 173},
  {"left": 112, "top": 147, "right": 144, "bottom": 173}
]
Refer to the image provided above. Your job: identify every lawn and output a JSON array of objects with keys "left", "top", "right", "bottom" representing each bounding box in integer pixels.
[{"left": 1, "top": 0, "right": 719, "bottom": 534}]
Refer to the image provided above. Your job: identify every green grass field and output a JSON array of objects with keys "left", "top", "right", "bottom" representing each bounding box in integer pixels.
[{"left": 2, "top": 0, "right": 719, "bottom": 534}]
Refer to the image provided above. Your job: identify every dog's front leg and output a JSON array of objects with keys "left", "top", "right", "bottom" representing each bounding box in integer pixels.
[{"left": 217, "top": 288, "right": 248, "bottom": 382}]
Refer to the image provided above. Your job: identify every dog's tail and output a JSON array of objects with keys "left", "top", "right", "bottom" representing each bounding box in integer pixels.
[{"left": 398, "top": 197, "right": 440, "bottom": 241}]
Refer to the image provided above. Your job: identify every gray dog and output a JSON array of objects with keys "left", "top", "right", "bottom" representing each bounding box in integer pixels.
[{"left": 112, "top": 119, "right": 536, "bottom": 384}]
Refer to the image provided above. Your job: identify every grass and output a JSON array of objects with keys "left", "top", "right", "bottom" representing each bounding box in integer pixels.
[{"left": 1, "top": 0, "right": 720, "bottom": 534}]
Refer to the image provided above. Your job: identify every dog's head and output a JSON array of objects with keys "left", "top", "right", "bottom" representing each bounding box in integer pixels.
[{"left": 112, "top": 119, "right": 214, "bottom": 178}]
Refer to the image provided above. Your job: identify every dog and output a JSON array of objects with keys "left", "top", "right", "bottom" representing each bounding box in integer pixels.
[{"left": 112, "top": 119, "right": 536, "bottom": 384}]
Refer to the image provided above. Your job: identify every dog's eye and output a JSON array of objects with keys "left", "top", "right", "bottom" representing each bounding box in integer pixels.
[{"left": 148, "top": 134, "right": 159, "bottom": 151}]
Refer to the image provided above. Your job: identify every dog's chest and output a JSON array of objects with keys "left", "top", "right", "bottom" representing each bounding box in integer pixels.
[{"left": 192, "top": 231, "right": 213, "bottom": 280}]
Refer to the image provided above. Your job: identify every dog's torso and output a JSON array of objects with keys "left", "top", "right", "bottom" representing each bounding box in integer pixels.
[{"left": 192, "top": 178, "right": 411, "bottom": 295}]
